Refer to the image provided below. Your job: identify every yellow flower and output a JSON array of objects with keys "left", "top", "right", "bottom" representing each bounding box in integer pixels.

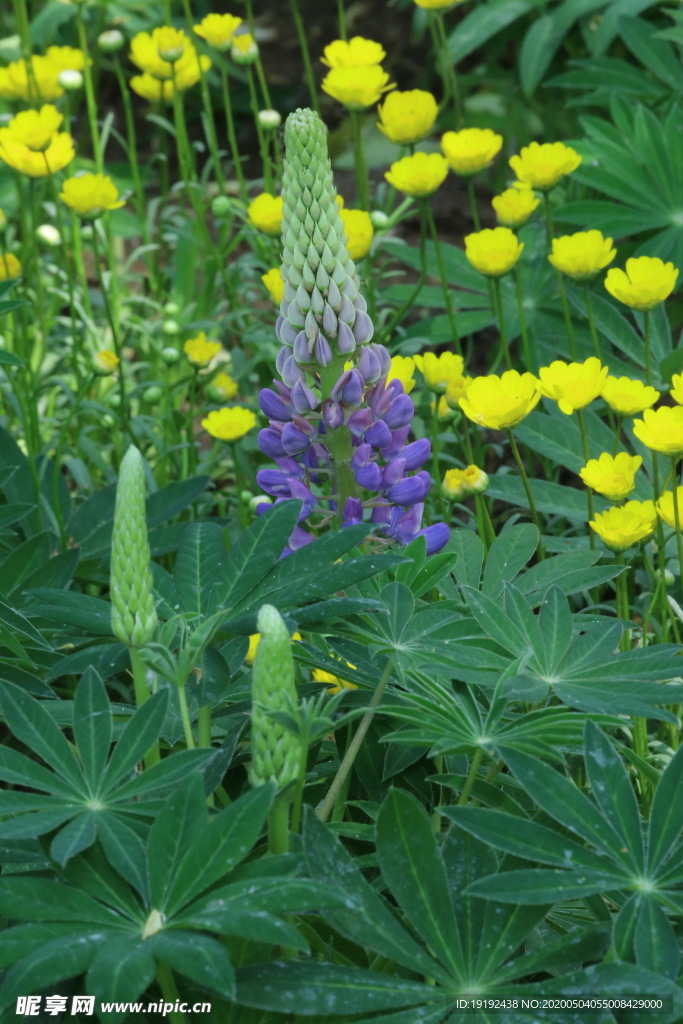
[
  {"left": 5, "top": 105, "right": 63, "bottom": 151},
  {"left": 414, "top": 351, "right": 464, "bottom": 393},
  {"left": 442, "top": 465, "right": 489, "bottom": 500},
  {"left": 445, "top": 373, "right": 472, "bottom": 408},
  {"left": 548, "top": 230, "right": 616, "bottom": 280},
  {"left": 312, "top": 657, "right": 358, "bottom": 694},
  {"left": 45, "top": 46, "right": 87, "bottom": 74},
  {"left": 321, "top": 66, "right": 395, "bottom": 110},
  {"left": 590, "top": 503, "right": 656, "bottom": 550},
  {"left": 246, "top": 630, "right": 302, "bottom": 666},
  {"left": 131, "top": 28, "right": 188, "bottom": 78},
  {"left": 386, "top": 355, "right": 417, "bottom": 395},
  {"left": 261, "top": 268, "right": 284, "bottom": 304},
  {"left": 538, "top": 357, "right": 608, "bottom": 415},
  {"left": 202, "top": 406, "right": 257, "bottom": 441},
  {"left": 433, "top": 394, "right": 455, "bottom": 422},
  {"left": 633, "top": 406, "right": 683, "bottom": 456},
  {"left": 509, "top": 141, "right": 582, "bottom": 190},
  {"left": 60, "top": 173, "right": 125, "bottom": 218},
  {"left": 491, "top": 185, "right": 540, "bottom": 227},
  {"left": 459, "top": 370, "right": 541, "bottom": 430},
  {"left": 441, "top": 127, "right": 503, "bottom": 176},
  {"left": 671, "top": 373, "right": 683, "bottom": 405},
  {"left": 0, "top": 130, "right": 74, "bottom": 177},
  {"left": 464, "top": 227, "right": 523, "bottom": 277},
  {"left": 231, "top": 33, "right": 259, "bottom": 64},
  {"left": 579, "top": 452, "right": 642, "bottom": 501},
  {"left": 0, "top": 57, "right": 58, "bottom": 102},
  {"left": 130, "top": 73, "right": 174, "bottom": 103},
  {"left": 377, "top": 90, "right": 438, "bottom": 145},
  {"left": 93, "top": 350, "right": 119, "bottom": 376},
  {"left": 184, "top": 332, "right": 222, "bottom": 367},
  {"left": 129, "top": 30, "right": 210, "bottom": 95},
  {"left": 385, "top": 152, "right": 449, "bottom": 197},
  {"left": 414, "top": 0, "right": 462, "bottom": 7},
  {"left": 209, "top": 372, "right": 239, "bottom": 401},
  {"left": 247, "top": 193, "right": 283, "bottom": 235},
  {"left": 604, "top": 256, "right": 679, "bottom": 311},
  {"left": 0, "top": 253, "right": 21, "bottom": 281},
  {"left": 339, "top": 208, "right": 374, "bottom": 259},
  {"left": 602, "top": 376, "right": 659, "bottom": 417},
  {"left": 321, "top": 37, "right": 386, "bottom": 67},
  {"left": 154, "top": 27, "right": 186, "bottom": 62},
  {"left": 194, "top": 14, "right": 242, "bottom": 50},
  {"left": 655, "top": 488, "right": 683, "bottom": 530}
]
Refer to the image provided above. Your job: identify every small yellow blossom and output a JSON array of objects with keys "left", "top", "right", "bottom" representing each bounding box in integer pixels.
[
  {"left": 184, "top": 332, "right": 222, "bottom": 367},
  {"left": 414, "top": 351, "right": 464, "bottom": 394},
  {"left": 656, "top": 488, "right": 683, "bottom": 530},
  {"left": 194, "top": 14, "right": 242, "bottom": 50},
  {"left": 441, "top": 128, "right": 503, "bottom": 176},
  {"left": 445, "top": 373, "right": 472, "bottom": 408},
  {"left": 386, "top": 355, "right": 417, "bottom": 395},
  {"left": 433, "top": 395, "right": 455, "bottom": 422},
  {"left": 93, "top": 350, "right": 119, "bottom": 376},
  {"left": 633, "top": 406, "right": 683, "bottom": 457},
  {"left": 414, "top": 0, "right": 463, "bottom": 7},
  {"left": 548, "top": 230, "right": 616, "bottom": 280},
  {"left": 509, "top": 141, "right": 582, "bottom": 190},
  {"left": 459, "top": 371, "right": 541, "bottom": 430},
  {"left": 202, "top": 406, "right": 257, "bottom": 442},
  {"left": 154, "top": 27, "right": 186, "bottom": 62},
  {"left": 538, "top": 357, "right": 608, "bottom": 415},
  {"left": 602, "top": 376, "right": 659, "bottom": 417},
  {"left": 321, "top": 37, "right": 386, "bottom": 67},
  {"left": 45, "top": 46, "right": 87, "bottom": 74},
  {"left": 377, "top": 90, "right": 438, "bottom": 145},
  {"left": 671, "top": 373, "right": 683, "bottom": 405},
  {"left": 209, "top": 372, "right": 239, "bottom": 401},
  {"left": 0, "top": 253, "right": 21, "bottom": 281},
  {"left": 60, "top": 173, "right": 125, "bottom": 218},
  {"left": 604, "top": 256, "right": 679, "bottom": 312},
  {"left": 312, "top": 656, "right": 358, "bottom": 694},
  {"left": 129, "top": 74, "right": 174, "bottom": 103},
  {"left": 0, "top": 130, "right": 74, "bottom": 177},
  {"left": 491, "top": 185, "right": 540, "bottom": 227},
  {"left": 385, "top": 152, "right": 449, "bottom": 197},
  {"left": 579, "top": 452, "right": 642, "bottom": 501},
  {"left": 465, "top": 227, "right": 523, "bottom": 277},
  {"left": 231, "top": 33, "right": 259, "bottom": 64},
  {"left": 247, "top": 193, "right": 284, "bottom": 235},
  {"left": 129, "top": 29, "right": 210, "bottom": 96},
  {"left": 321, "top": 66, "right": 395, "bottom": 110},
  {"left": 261, "top": 268, "right": 285, "bottom": 305},
  {"left": 590, "top": 502, "right": 656, "bottom": 551},
  {"left": 339, "top": 208, "right": 374, "bottom": 259},
  {"left": 442, "top": 465, "right": 489, "bottom": 500},
  {"left": 5, "top": 105, "right": 63, "bottom": 151},
  {"left": 246, "top": 630, "right": 302, "bottom": 666}
]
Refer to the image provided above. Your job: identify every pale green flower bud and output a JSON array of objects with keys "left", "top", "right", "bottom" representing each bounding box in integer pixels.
[
  {"left": 249, "top": 604, "right": 302, "bottom": 790},
  {"left": 98, "top": 29, "right": 125, "bottom": 53},
  {"left": 110, "top": 445, "right": 158, "bottom": 648},
  {"left": 58, "top": 69, "right": 83, "bottom": 92}
]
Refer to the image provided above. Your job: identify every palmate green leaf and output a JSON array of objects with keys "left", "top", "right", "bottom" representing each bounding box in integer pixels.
[
  {"left": 235, "top": 961, "right": 435, "bottom": 1017},
  {"left": 482, "top": 524, "right": 538, "bottom": 599},
  {"left": 583, "top": 720, "right": 644, "bottom": 869},
  {"left": 61, "top": 841, "right": 143, "bottom": 921},
  {"left": 51, "top": 812, "right": 97, "bottom": 867},
  {"left": 518, "top": 548, "right": 621, "bottom": 603},
  {"left": 86, "top": 937, "right": 156, "bottom": 1016},
  {"left": 96, "top": 813, "right": 149, "bottom": 900},
  {"left": 0, "top": 532, "right": 50, "bottom": 597},
  {"left": 648, "top": 743, "right": 683, "bottom": 873},
  {"left": 518, "top": 0, "right": 609, "bottom": 97},
  {"left": 101, "top": 689, "right": 169, "bottom": 792},
  {"left": 147, "top": 773, "right": 207, "bottom": 909},
  {"left": 486, "top": 474, "right": 592, "bottom": 521},
  {"left": 0, "top": 744, "right": 78, "bottom": 796},
  {"left": 445, "top": 0, "right": 534, "bottom": 63},
  {"left": 538, "top": 585, "right": 572, "bottom": 672},
  {"left": 303, "top": 809, "right": 445, "bottom": 980},
  {"left": 73, "top": 667, "right": 112, "bottom": 787},
  {"left": 173, "top": 520, "right": 228, "bottom": 618},
  {"left": 0, "top": 877, "right": 124, "bottom": 925},
  {"left": 635, "top": 896, "right": 680, "bottom": 980},
  {"left": 450, "top": 529, "right": 484, "bottom": 589},
  {"left": 147, "top": 932, "right": 235, "bottom": 1000},
  {"left": 377, "top": 789, "right": 463, "bottom": 978},
  {"left": 25, "top": 588, "right": 113, "bottom": 635},
  {"left": 0, "top": 931, "right": 108, "bottom": 1014},
  {"left": 465, "top": 868, "right": 621, "bottom": 904},
  {"left": 0, "top": 681, "right": 83, "bottom": 792}
]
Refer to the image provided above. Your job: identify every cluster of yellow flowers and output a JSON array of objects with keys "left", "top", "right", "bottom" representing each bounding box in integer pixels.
[
  {"left": 320, "top": 37, "right": 394, "bottom": 110},
  {"left": 128, "top": 27, "right": 211, "bottom": 102},
  {"left": 0, "top": 46, "right": 86, "bottom": 102},
  {"left": 0, "top": 105, "right": 73, "bottom": 178}
]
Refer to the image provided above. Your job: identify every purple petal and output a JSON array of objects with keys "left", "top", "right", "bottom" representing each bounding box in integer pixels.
[
  {"left": 348, "top": 408, "right": 374, "bottom": 436},
  {"left": 386, "top": 473, "right": 431, "bottom": 506},
  {"left": 342, "top": 370, "right": 364, "bottom": 407},
  {"left": 330, "top": 370, "right": 353, "bottom": 403},
  {"left": 337, "top": 320, "right": 357, "bottom": 355},
  {"left": 258, "top": 428, "right": 287, "bottom": 459},
  {"left": 342, "top": 497, "right": 364, "bottom": 526},
  {"left": 351, "top": 443, "right": 372, "bottom": 471},
  {"left": 259, "top": 388, "right": 292, "bottom": 422},
  {"left": 323, "top": 400, "right": 344, "bottom": 430},
  {"left": 384, "top": 394, "right": 415, "bottom": 430},
  {"left": 381, "top": 427, "right": 411, "bottom": 460},
  {"left": 356, "top": 346, "right": 381, "bottom": 385},
  {"left": 401, "top": 438, "right": 431, "bottom": 471},
  {"left": 416, "top": 523, "right": 450, "bottom": 554},
  {"left": 293, "top": 331, "right": 313, "bottom": 365},
  {"left": 315, "top": 334, "right": 333, "bottom": 366},
  {"left": 365, "top": 420, "right": 393, "bottom": 448},
  {"left": 291, "top": 380, "right": 319, "bottom": 413},
  {"left": 281, "top": 423, "right": 311, "bottom": 455},
  {"left": 352, "top": 310, "right": 374, "bottom": 345},
  {"left": 382, "top": 458, "right": 405, "bottom": 488},
  {"left": 256, "top": 469, "right": 292, "bottom": 497},
  {"left": 355, "top": 463, "right": 383, "bottom": 491}
]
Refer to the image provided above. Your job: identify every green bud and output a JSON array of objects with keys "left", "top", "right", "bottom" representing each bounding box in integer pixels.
[
  {"left": 163, "top": 301, "right": 180, "bottom": 316},
  {"left": 98, "top": 29, "right": 125, "bottom": 53},
  {"left": 161, "top": 346, "right": 181, "bottom": 365},
  {"left": 211, "top": 195, "right": 232, "bottom": 217},
  {"left": 249, "top": 604, "right": 303, "bottom": 790},
  {"left": 162, "top": 319, "right": 179, "bottom": 336},
  {"left": 108, "top": 393, "right": 121, "bottom": 408},
  {"left": 248, "top": 494, "right": 271, "bottom": 512},
  {"left": 142, "top": 385, "right": 163, "bottom": 404},
  {"left": 110, "top": 445, "right": 158, "bottom": 648}
]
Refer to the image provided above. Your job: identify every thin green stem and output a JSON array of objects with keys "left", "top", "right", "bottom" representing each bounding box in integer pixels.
[
  {"left": 616, "top": 551, "right": 631, "bottom": 652},
  {"left": 156, "top": 964, "right": 186, "bottom": 1024},
  {"left": 247, "top": 67, "right": 274, "bottom": 192},
  {"left": 423, "top": 201, "right": 461, "bottom": 355},
  {"left": 231, "top": 442, "right": 249, "bottom": 529},
  {"left": 651, "top": 453, "right": 671, "bottom": 641},
  {"left": 381, "top": 206, "right": 427, "bottom": 339},
  {"left": 51, "top": 375, "right": 94, "bottom": 549},
  {"left": 542, "top": 192, "right": 554, "bottom": 244},
  {"left": 492, "top": 276, "right": 512, "bottom": 370},
  {"left": 130, "top": 648, "right": 159, "bottom": 768},
  {"left": 337, "top": 0, "right": 347, "bottom": 39},
  {"left": 557, "top": 273, "right": 577, "bottom": 360},
  {"left": 671, "top": 457, "right": 683, "bottom": 596},
  {"left": 577, "top": 410, "right": 595, "bottom": 548},
  {"left": 91, "top": 228, "right": 129, "bottom": 453},
  {"left": 467, "top": 178, "right": 481, "bottom": 230},
  {"left": 198, "top": 704, "right": 212, "bottom": 748},
  {"left": 350, "top": 111, "right": 370, "bottom": 211},
  {"left": 457, "top": 747, "right": 484, "bottom": 805},
  {"left": 431, "top": 401, "right": 447, "bottom": 520},
  {"left": 643, "top": 309, "right": 652, "bottom": 387},
  {"left": 584, "top": 282, "right": 602, "bottom": 361},
  {"left": 268, "top": 793, "right": 291, "bottom": 855},
  {"left": 515, "top": 262, "right": 532, "bottom": 371},
  {"left": 289, "top": 0, "right": 319, "bottom": 113},
  {"left": 434, "top": 12, "right": 462, "bottom": 126},
  {"left": 178, "top": 685, "right": 196, "bottom": 750},
  {"left": 507, "top": 429, "right": 544, "bottom": 559},
  {"left": 317, "top": 655, "right": 394, "bottom": 822},
  {"left": 77, "top": 9, "right": 103, "bottom": 171},
  {"left": 220, "top": 65, "right": 248, "bottom": 202}
]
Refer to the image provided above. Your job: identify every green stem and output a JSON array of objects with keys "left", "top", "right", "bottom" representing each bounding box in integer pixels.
[
  {"left": 178, "top": 684, "right": 196, "bottom": 750},
  {"left": 288, "top": 0, "right": 319, "bottom": 113},
  {"left": 247, "top": 67, "right": 274, "bottom": 192},
  {"left": 51, "top": 375, "right": 94, "bottom": 549},
  {"left": 130, "top": 648, "right": 159, "bottom": 768},
  {"left": 156, "top": 964, "right": 186, "bottom": 1024},
  {"left": 198, "top": 704, "right": 212, "bottom": 748},
  {"left": 431, "top": 400, "right": 447, "bottom": 520},
  {"left": 542, "top": 191, "right": 554, "bottom": 244},
  {"left": 457, "top": 747, "right": 484, "bottom": 805},
  {"left": 644, "top": 309, "right": 652, "bottom": 387},
  {"left": 423, "top": 202, "right": 461, "bottom": 355},
  {"left": 231, "top": 442, "right": 249, "bottom": 529},
  {"left": 220, "top": 65, "right": 248, "bottom": 202},
  {"left": 557, "top": 272, "right": 577, "bottom": 360},
  {"left": 268, "top": 793, "right": 291, "bottom": 854},
  {"left": 290, "top": 749, "right": 307, "bottom": 834},
  {"left": 91, "top": 228, "right": 129, "bottom": 453},
  {"left": 516, "top": 261, "right": 532, "bottom": 371},
  {"left": 492, "top": 276, "right": 512, "bottom": 370},
  {"left": 671, "top": 457, "right": 683, "bottom": 596},
  {"left": 350, "top": 110, "right": 370, "bottom": 211},
  {"left": 584, "top": 281, "right": 601, "bottom": 361},
  {"left": 577, "top": 410, "right": 595, "bottom": 548},
  {"left": 317, "top": 655, "right": 394, "bottom": 822},
  {"left": 381, "top": 205, "right": 427, "bottom": 339},
  {"left": 337, "top": 0, "right": 347, "bottom": 38},
  {"left": 616, "top": 551, "right": 631, "bottom": 652},
  {"left": 434, "top": 11, "right": 462, "bottom": 126},
  {"left": 77, "top": 8, "right": 103, "bottom": 171},
  {"left": 466, "top": 178, "right": 481, "bottom": 230},
  {"left": 651, "top": 454, "right": 672, "bottom": 641},
  {"left": 507, "top": 429, "right": 544, "bottom": 559}
]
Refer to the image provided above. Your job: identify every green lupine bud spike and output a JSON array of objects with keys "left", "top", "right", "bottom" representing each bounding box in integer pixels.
[
  {"left": 277, "top": 107, "right": 374, "bottom": 371},
  {"left": 110, "top": 445, "right": 158, "bottom": 648},
  {"left": 249, "top": 605, "right": 302, "bottom": 790}
]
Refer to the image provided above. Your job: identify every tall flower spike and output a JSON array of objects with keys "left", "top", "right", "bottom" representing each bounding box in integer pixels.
[
  {"left": 278, "top": 106, "right": 372, "bottom": 373},
  {"left": 249, "top": 604, "right": 303, "bottom": 790},
  {"left": 110, "top": 446, "right": 158, "bottom": 648}
]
